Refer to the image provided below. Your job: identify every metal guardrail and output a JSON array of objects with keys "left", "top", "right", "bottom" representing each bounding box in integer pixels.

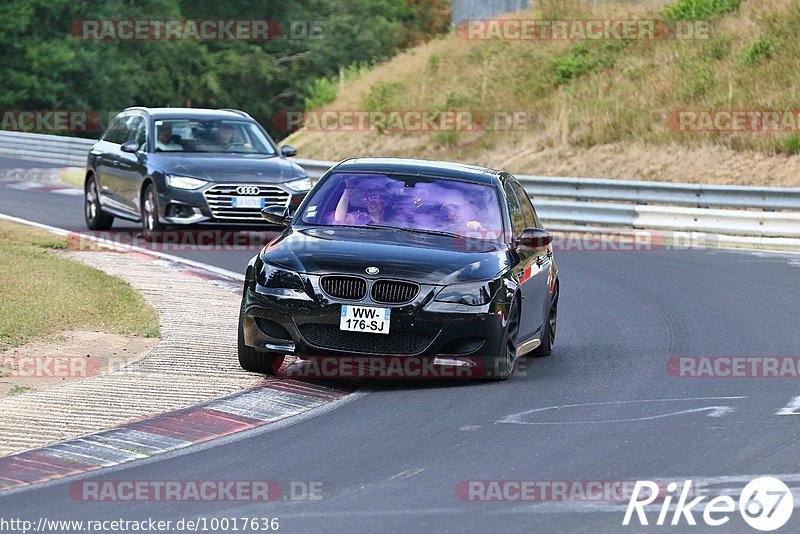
[
  {"left": 2, "top": 131, "right": 800, "bottom": 240},
  {"left": 293, "top": 158, "right": 800, "bottom": 239},
  {"left": 0, "top": 130, "right": 93, "bottom": 167}
]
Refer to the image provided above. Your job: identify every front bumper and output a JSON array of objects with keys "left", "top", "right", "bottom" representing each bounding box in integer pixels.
[
  {"left": 157, "top": 183, "right": 305, "bottom": 227},
  {"left": 240, "top": 276, "right": 509, "bottom": 369}
]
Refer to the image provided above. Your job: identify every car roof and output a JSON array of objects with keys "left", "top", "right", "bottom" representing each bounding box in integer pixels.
[
  {"left": 124, "top": 107, "right": 253, "bottom": 121},
  {"left": 332, "top": 157, "right": 505, "bottom": 185}
]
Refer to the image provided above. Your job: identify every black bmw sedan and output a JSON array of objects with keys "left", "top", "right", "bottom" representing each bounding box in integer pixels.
[
  {"left": 84, "top": 107, "right": 311, "bottom": 237},
  {"left": 239, "top": 158, "right": 559, "bottom": 380}
]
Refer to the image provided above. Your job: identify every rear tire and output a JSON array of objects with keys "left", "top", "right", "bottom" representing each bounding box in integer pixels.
[
  {"left": 84, "top": 175, "right": 114, "bottom": 230},
  {"left": 532, "top": 283, "right": 558, "bottom": 357},
  {"left": 238, "top": 315, "right": 285, "bottom": 375},
  {"left": 488, "top": 300, "right": 519, "bottom": 381}
]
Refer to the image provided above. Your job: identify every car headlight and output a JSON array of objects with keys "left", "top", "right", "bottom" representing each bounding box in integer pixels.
[
  {"left": 258, "top": 262, "right": 305, "bottom": 291},
  {"left": 434, "top": 281, "right": 495, "bottom": 306},
  {"left": 166, "top": 174, "right": 207, "bottom": 190},
  {"left": 284, "top": 177, "right": 312, "bottom": 192}
]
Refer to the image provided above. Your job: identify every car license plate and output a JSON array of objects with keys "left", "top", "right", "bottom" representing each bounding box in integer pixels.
[
  {"left": 232, "top": 196, "right": 264, "bottom": 208},
  {"left": 340, "top": 305, "right": 390, "bottom": 335}
]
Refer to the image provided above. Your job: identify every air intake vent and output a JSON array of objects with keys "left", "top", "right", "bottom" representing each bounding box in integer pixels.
[
  {"left": 320, "top": 276, "right": 367, "bottom": 300},
  {"left": 299, "top": 324, "right": 433, "bottom": 355},
  {"left": 203, "top": 184, "right": 290, "bottom": 221},
  {"left": 371, "top": 280, "right": 419, "bottom": 304}
]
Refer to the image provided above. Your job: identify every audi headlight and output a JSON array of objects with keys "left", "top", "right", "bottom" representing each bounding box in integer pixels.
[
  {"left": 258, "top": 262, "right": 305, "bottom": 291},
  {"left": 434, "top": 281, "right": 495, "bottom": 306},
  {"left": 166, "top": 174, "right": 207, "bottom": 190},
  {"left": 284, "top": 177, "right": 313, "bottom": 192}
]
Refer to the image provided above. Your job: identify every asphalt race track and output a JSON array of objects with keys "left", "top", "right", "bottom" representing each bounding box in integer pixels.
[{"left": 1, "top": 157, "right": 800, "bottom": 533}]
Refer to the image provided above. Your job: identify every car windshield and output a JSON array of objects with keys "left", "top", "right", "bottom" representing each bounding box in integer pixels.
[
  {"left": 298, "top": 172, "right": 504, "bottom": 239},
  {"left": 154, "top": 118, "right": 276, "bottom": 155}
]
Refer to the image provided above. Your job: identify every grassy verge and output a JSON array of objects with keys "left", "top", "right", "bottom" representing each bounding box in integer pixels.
[
  {"left": 289, "top": 0, "right": 800, "bottom": 186},
  {"left": 0, "top": 221, "right": 160, "bottom": 352},
  {"left": 59, "top": 168, "right": 85, "bottom": 189}
]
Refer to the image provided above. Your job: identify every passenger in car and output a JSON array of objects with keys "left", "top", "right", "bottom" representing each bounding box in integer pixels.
[{"left": 440, "top": 201, "right": 485, "bottom": 234}]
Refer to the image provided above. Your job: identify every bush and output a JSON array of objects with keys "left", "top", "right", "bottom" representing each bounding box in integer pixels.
[
  {"left": 305, "top": 62, "right": 371, "bottom": 111},
  {"left": 780, "top": 134, "right": 800, "bottom": 155},
  {"left": 703, "top": 35, "right": 732, "bottom": 61},
  {"left": 740, "top": 38, "right": 779, "bottom": 65},
  {"left": 304, "top": 77, "right": 339, "bottom": 111},
  {"left": 550, "top": 41, "right": 626, "bottom": 85},
  {"left": 664, "top": 0, "right": 741, "bottom": 22},
  {"left": 363, "top": 81, "right": 404, "bottom": 111}
]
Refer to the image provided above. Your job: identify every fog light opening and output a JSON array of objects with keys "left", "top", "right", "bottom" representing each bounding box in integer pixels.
[{"left": 166, "top": 203, "right": 198, "bottom": 219}]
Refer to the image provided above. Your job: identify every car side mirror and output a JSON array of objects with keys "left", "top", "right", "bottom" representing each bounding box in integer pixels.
[
  {"left": 261, "top": 205, "right": 291, "bottom": 226},
  {"left": 280, "top": 145, "right": 297, "bottom": 157},
  {"left": 516, "top": 228, "right": 552, "bottom": 249},
  {"left": 120, "top": 141, "right": 140, "bottom": 154}
]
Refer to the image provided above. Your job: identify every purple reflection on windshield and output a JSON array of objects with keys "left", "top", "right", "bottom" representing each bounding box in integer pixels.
[{"left": 300, "top": 173, "right": 503, "bottom": 239}]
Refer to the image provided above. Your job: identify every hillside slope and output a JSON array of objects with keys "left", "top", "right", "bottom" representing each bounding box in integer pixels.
[{"left": 287, "top": 0, "right": 800, "bottom": 187}]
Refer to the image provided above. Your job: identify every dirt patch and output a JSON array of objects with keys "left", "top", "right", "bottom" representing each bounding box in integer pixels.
[
  {"left": 293, "top": 132, "right": 800, "bottom": 187},
  {"left": 0, "top": 331, "right": 158, "bottom": 398}
]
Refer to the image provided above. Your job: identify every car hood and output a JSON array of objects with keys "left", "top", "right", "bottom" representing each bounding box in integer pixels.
[
  {"left": 153, "top": 153, "right": 306, "bottom": 183},
  {"left": 262, "top": 226, "right": 510, "bottom": 285}
]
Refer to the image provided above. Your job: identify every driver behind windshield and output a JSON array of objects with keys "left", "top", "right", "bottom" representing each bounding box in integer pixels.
[
  {"left": 156, "top": 122, "right": 182, "bottom": 151},
  {"left": 218, "top": 123, "right": 235, "bottom": 146}
]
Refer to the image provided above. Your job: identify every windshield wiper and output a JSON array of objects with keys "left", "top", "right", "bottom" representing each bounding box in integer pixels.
[
  {"left": 310, "top": 224, "right": 461, "bottom": 239},
  {"left": 393, "top": 227, "right": 461, "bottom": 239}
]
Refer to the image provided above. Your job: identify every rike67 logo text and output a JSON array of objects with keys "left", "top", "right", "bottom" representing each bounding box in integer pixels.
[{"left": 624, "top": 477, "right": 793, "bottom": 531}]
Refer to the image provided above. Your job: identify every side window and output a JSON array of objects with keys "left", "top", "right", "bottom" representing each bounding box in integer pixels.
[
  {"left": 512, "top": 182, "right": 539, "bottom": 229},
  {"left": 125, "top": 116, "right": 146, "bottom": 149},
  {"left": 120, "top": 116, "right": 140, "bottom": 143},
  {"left": 504, "top": 182, "right": 525, "bottom": 236},
  {"left": 101, "top": 117, "right": 127, "bottom": 144}
]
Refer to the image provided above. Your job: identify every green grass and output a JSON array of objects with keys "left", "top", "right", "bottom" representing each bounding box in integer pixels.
[
  {"left": 0, "top": 221, "right": 160, "bottom": 351},
  {"left": 291, "top": 0, "right": 800, "bottom": 162},
  {"left": 740, "top": 38, "right": 779, "bottom": 65},
  {"left": 8, "top": 385, "right": 35, "bottom": 396},
  {"left": 664, "top": 0, "right": 741, "bottom": 21},
  {"left": 58, "top": 167, "right": 85, "bottom": 189}
]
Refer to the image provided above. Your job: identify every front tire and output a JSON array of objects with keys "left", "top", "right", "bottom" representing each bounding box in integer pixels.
[
  {"left": 532, "top": 282, "right": 558, "bottom": 357},
  {"left": 84, "top": 175, "right": 114, "bottom": 230},
  {"left": 488, "top": 300, "right": 520, "bottom": 381},
  {"left": 141, "top": 183, "right": 165, "bottom": 240},
  {"left": 238, "top": 315, "right": 285, "bottom": 375}
]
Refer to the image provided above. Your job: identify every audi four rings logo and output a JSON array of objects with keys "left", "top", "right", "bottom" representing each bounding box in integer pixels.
[
  {"left": 236, "top": 186, "right": 261, "bottom": 195},
  {"left": 366, "top": 267, "right": 380, "bottom": 275}
]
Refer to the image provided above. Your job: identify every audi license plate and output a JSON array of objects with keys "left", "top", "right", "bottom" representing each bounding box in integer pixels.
[
  {"left": 232, "top": 196, "right": 264, "bottom": 208},
  {"left": 340, "top": 305, "right": 390, "bottom": 334}
]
